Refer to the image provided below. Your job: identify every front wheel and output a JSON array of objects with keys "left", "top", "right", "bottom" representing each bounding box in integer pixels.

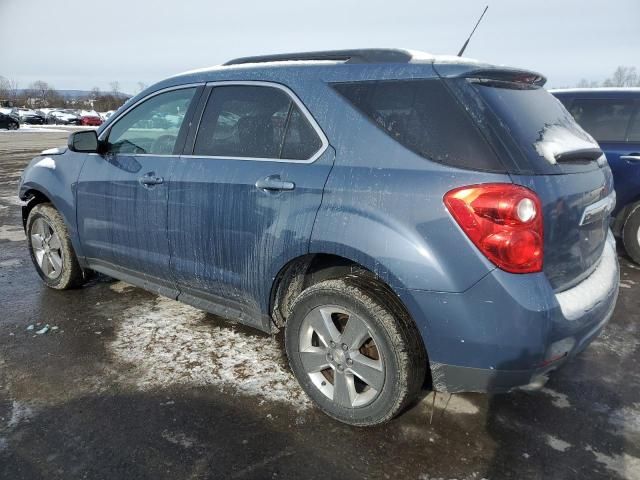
[
  {"left": 285, "top": 279, "right": 426, "bottom": 426},
  {"left": 623, "top": 204, "right": 640, "bottom": 264},
  {"left": 27, "top": 203, "right": 85, "bottom": 289}
]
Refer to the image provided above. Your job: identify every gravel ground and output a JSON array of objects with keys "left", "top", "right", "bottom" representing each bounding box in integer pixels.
[{"left": 0, "top": 130, "right": 639, "bottom": 480}]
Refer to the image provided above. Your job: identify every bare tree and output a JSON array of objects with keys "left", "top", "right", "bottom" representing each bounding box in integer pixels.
[
  {"left": 0, "top": 77, "right": 20, "bottom": 105},
  {"left": 575, "top": 65, "right": 640, "bottom": 88},
  {"left": 0, "top": 76, "right": 9, "bottom": 98},
  {"left": 576, "top": 78, "right": 599, "bottom": 88},
  {"left": 27, "top": 80, "right": 62, "bottom": 108},
  {"left": 90, "top": 85, "right": 128, "bottom": 112},
  {"left": 602, "top": 66, "right": 639, "bottom": 87},
  {"left": 109, "top": 81, "right": 120, "bottom": 96}
]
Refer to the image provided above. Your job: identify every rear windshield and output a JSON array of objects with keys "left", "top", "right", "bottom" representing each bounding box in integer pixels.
[
  {"left": 332, "top": 79, "right": 505, "bottom": 172},
  {"left": 472, "top": 83, "right": 601, "bottom": 172}
]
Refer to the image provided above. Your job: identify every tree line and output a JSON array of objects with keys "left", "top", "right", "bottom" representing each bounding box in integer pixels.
[
  {"left": 0, "top": 76, "right": 144, "bottom": 111},
  {"left": 576, "top": 66, "right": 640, "bottom": 88}
]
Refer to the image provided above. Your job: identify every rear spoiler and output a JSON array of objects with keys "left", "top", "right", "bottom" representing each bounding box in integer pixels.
[
  {"left": 555, "top": 148, "right": 604, "bottom": 163},
  {"left": 463, "top": 69, "right": 547, "bottom": 88}
]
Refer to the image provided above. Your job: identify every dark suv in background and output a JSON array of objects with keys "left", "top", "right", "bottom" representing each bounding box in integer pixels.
[
  {"left": 552, "top": 88, "right": 640, "bottom": 263},
  {"left": 19, "top": 49, "right": 619, "bottom": 425}
]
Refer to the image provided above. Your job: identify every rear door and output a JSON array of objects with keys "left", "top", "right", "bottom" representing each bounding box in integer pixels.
[
  {"left": 77, "top": 86, "right": 200, "bottom": 295},
  {"left": 167, "top": 82, "right": 334, "bottom": 326},
  {"left": 566, "top": 96, "right": 640, "bottom": 216}
]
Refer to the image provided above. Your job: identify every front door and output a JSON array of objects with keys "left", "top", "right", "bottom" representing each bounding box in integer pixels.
[
  {"left": 77, "top": 86, "right": 200, "bottom": 296},
  {"left": 168, "top": 83, "right": 334, "bottom": 326}
]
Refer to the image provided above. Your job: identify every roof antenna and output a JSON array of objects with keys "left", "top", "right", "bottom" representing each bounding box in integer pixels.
[{"left": 457, "top": 5, "right": 489, "bottom": 57}]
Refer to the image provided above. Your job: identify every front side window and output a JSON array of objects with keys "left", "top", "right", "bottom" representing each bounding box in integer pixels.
[
  {"left": 569, "top": 98, "right": 636, "bottom": 142},
  {"left": 107, "top": 87, "right": 196, "bottom": 155},
  {"left": 193, "top": 85, "right": 323, "bottom": 160}
]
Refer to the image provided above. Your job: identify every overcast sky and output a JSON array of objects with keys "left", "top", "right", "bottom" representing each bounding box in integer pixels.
[{"left": 1, "top": 0, "right": 638, "bottom": 93}]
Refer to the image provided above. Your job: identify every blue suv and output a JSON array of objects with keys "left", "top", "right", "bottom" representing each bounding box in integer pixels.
[
  {"left": 19, "top": 50, "right": 620, "bottom": 425},
  {"left": 552, "top": 88, "right": 640, "bottom": 264}
]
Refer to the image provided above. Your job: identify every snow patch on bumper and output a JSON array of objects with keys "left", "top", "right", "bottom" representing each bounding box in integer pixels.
[{"left": 555, "top": 231, "right": 619, "bottom": 321}]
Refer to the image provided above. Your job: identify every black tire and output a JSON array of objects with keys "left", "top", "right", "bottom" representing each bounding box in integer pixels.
[
  {"left": 27, "top": 203, "right": 85, "bottom": 289},
  {"left": 285, "top": 278, "right": 426, "bottom": 426},
  {"left": 623, "top": 203, "right": 640, "bottom": 264}
]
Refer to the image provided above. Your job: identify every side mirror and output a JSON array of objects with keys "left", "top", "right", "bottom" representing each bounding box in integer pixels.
[{"left": 68, "top": 130, "right": 100, "bottom": 153}]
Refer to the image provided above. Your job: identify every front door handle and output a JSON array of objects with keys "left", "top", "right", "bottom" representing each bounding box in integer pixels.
[
  {"left": 255, "top": 175, "right": 295, "bottom": 192},
  {"left": 620, "top": 154, "right": 640, "bottom": 163},
  {"left": 139, "top": 172, "right": 164, "bottom": 186}
]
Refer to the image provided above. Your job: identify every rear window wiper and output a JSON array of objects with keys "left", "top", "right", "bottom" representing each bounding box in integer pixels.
[{"left": 554, "top": 148, "right": 603, "bottom": 163}]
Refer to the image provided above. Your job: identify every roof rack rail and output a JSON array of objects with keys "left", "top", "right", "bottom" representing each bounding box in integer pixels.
[{"left": 223, "top": 49, "right": 413, "bottom": 66}]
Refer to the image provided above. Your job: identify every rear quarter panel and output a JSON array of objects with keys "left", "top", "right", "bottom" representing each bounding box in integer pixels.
[{"left": 309, "top": 83, "right": 509, "bottom": 292}]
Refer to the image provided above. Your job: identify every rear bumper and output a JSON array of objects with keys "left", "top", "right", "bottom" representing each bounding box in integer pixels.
[{"left": 398, "top": 231, "right": 620, "bottom": 393}]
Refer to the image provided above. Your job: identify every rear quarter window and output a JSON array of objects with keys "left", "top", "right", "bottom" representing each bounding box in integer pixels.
[{"left": 332, "top": 79, "right": 504, "bottom": 172}]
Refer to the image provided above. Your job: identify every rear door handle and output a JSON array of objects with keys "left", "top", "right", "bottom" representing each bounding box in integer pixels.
[
  {"left": 620, "top": 154, "right": 640, "bottom": 163},
  {"left": 255, "top": 175, "right": 295, "bottom": 192},
  {"left": 139, "top": 173, "right": 164, "bottom": 186}
]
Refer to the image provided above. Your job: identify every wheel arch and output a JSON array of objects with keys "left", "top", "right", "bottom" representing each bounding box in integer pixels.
[
  {"left": 269, "top": 252, "right": 432, "bottom": 387},
  {"left": 21, "top": 188, "right": 52, "bottom": 230},
  {"left": 613, "top": 196, "right": 640, "bottom": 237},
  {"left": 20, "top": 186, "right": 87, "bottom": 267}
]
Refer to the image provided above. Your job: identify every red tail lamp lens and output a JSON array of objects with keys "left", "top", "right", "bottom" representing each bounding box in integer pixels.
[{"left": 444, "top": 184, "right": 543, "bottom": 273}]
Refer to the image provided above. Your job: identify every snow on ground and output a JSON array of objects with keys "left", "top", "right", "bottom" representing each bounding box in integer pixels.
[
  {"left": 0, "top": 225, "right": 26, "bottom": 242},
  {"left": 108, "top": 292, "right": 311, "bottom": 409},
  {"left": 0, "top": 196, "right": 23, "bottom": 207},
  {"left": 586, "top": 445, "right": 640, "bottom": 480},
  {"left": 7, "top": 400, "right": 34, "bottom": 429}
]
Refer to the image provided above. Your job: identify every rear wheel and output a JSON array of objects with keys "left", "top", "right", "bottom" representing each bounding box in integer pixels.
[
  {"left": 27, "top": 203, "right": 85, "bottom": 289},
  {"left": 285, "top": 279, "right": 426, "bottom": 426},
  {"left": 623, "top": 204, "right": 640, "bottom": 264}
]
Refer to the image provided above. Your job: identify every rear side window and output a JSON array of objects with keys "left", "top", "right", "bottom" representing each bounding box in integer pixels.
[
  {"left": 568, "top": 98, "right": 636, "bottom": 142},
  {"left": 332, "top": 79, "right": 503, "bottom": 171},
  {"left": 193, "top": 85, "right": 323, "bottom": 160}
]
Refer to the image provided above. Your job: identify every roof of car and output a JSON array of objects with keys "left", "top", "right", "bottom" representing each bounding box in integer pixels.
[
  {"left": 550, "top": 87, "right": 640, "bottom": 97},
  {"left": 178, "top": 48, "right": 491, "bottom": 76}
]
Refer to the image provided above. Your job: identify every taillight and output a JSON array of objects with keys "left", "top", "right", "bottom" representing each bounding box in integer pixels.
[{"left": 444, "top": 183, "right": 543, "bottom": 274}]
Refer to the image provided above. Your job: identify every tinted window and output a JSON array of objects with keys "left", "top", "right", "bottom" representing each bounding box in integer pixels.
[
  {"left": 281, "top": 107, "right": 323, "bottom": 159},
  {"left": 474, "top": 84, "right": 598, "bottom": 170},
  {"left": 194, "top": 85, "right": 322, "bottom": 160},
  {"left": 569, "top": 98, "right": 635, "bottom": 142},
  {"left": 108, "top": 88, "right": 196, "bottom": 155},
  {"left": 332, "top": 79, "right": 502, "bottom": 171},
  {"left": 628, "top": 112, "right": 640, "bottom": 142}
]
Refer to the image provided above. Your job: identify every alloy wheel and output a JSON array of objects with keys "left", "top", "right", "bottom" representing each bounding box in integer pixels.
[
  {"left": 298, "top": 305, "right": 385, "bottom": 408},
  {"left": 30, "top": 217, "right": 64, "bottom": 279}
]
